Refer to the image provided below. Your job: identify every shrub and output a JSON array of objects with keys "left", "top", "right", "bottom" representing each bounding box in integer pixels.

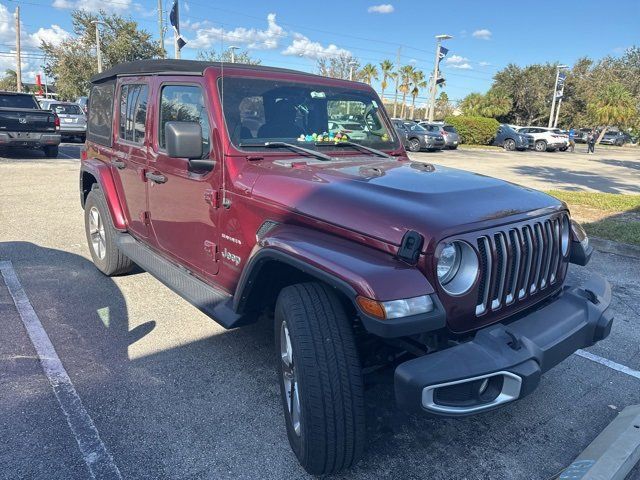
[{"left": 444, "top": 116, "right": 500, "bottom": 145}]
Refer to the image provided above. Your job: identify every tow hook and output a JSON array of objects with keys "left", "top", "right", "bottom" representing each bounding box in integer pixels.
[{"left": 584, "top": 289, "right": 600, "bottom": 305}]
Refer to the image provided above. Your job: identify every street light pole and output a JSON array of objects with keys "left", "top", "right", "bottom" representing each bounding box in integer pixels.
[
  {"left": 428, "top": 34, "right": 452, "bottom": 122},
  {"left": 92, "top": 21, "right": 105, "bottom": 73},
  {"left": 347, "top": 60, "right": 358, "bottom": 116},
  {"left": 548, "top": 64, "right": 568, "bottom": 128},
  {"left": 229, "top": 46, "right": 239, "bottom": 63}
]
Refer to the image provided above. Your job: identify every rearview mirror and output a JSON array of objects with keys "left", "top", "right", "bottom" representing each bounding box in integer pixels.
[{"left": 165, "top": 121, "right": 203, "bottom": 159}]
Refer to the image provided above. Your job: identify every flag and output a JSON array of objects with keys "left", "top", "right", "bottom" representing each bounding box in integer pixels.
[
  {"left": 436, "top": 76, "right": 445, "bottom": 85},
  {"left": 438, "top": 46, "right": 449, "bottom": 60},
  {"left": 169, "top": 0, "right": 179, "bottom": 34}
]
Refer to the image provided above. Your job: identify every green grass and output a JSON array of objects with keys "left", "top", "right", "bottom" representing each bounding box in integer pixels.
[
  {"left": 545, "top": 190, "right": 640, "bottom": 213},
  {"left": 584, "top": 220, "right": 640, "bottom": 246},
  {"left": 545, "top": 190, "right": 640, "bottom": 246}
]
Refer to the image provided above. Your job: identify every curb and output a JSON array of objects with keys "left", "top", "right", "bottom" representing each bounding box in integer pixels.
[{"left": 590, "top": 237, "right": 640, "bottom": 260}]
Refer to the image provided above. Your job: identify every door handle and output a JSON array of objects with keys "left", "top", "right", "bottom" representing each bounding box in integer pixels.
[
  {"left": 145, "top": 171, "right": 167, "bottom": 184},
  {"left": 111, "top": 159, "right": 126, "bottom": 169}
]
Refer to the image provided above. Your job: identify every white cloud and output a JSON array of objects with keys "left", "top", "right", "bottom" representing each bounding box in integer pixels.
[
  {"left": 445, "top": 55, "right": 468, "bottom": 65},
  {"left": 28, "top": 25, "right": 71, "bottom": 48},
  {"left": 479, "top": 61, "right": 491, "bottom": 66},
  {"left": 187, "top": 13, "right": 285, "bottom": 50},
  {"left": 52, "top": 0, "right": 132, "bottom": 13},
  {"left": 409, "top": 58, "right": 417, "bottom": 64},
  {"left": 472, "top": 29, "right": 492, "bottom": 40},
  {"left": 450, "top": 63, "right": 472, "bottom": 70},
  {"left": 368, "top": 4, "right": 394, "bottom": 14},
  {"left": 282, "top": 33, "right": 351, "bottom": 60}
]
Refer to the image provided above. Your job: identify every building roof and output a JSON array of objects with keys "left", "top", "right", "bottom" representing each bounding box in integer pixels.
[{"left": 90, "top": 59, "right": 324, "bottom": 83}]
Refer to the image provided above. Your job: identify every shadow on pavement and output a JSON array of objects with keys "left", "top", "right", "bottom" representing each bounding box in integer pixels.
[
  {"left": 596, "top": 158, "right": 640, "bottom": 171},
  {"left": 510, "top": 165, "right": 640, "bottom": 194}
]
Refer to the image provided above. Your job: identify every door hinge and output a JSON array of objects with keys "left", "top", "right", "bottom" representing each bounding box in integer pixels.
[
  {"left": 140, "top": 211, "right": 150, "bottom": 225},
  {"left": 204, "top": 189, "right": 219, "bottom": 209},
  {"left": 204, "top": 240, "right": 219, "bottom": 261}
]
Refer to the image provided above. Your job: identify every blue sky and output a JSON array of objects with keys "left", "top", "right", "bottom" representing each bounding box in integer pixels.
[{"left": 4, "top": 0, "right": 639, "bottom": 104}]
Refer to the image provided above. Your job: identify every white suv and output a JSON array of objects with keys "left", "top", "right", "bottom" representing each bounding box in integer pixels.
[{"left": 516, "top": 126, "right": 568, "bottom": 152}]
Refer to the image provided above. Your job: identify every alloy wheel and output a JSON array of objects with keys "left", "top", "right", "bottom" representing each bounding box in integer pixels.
[
  {"left": 280, "top": 321, "right": 301, "bottom": 436},
  {"left": 88, "top": 206, "right": 106, "bottom": 260}
]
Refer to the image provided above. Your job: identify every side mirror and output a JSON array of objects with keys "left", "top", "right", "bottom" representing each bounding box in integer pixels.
[{"left": 165, "top": 121, "right": 203, "bottom": 159}]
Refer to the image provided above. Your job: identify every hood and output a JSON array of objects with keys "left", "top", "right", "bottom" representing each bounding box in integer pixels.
[{"left": 249, "top": 157, "right": 564, "bottom": 249}]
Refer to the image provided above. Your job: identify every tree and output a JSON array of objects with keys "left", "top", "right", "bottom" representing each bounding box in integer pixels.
[
  {"left": 0, "top": 69, "right": 18, "bottom": 91},
  {"left": 409, "top": 70, "right": 426, "bottom": 120},
  {"left": 41, "top": 10, "right": 163, "bottom": 100},
  {"left": 379, "top": 59, "right": 394, "bottom": 100},
  {"left": 588, "top": 82, "right": 637, "bottom": 143},
  {"left": 197, "top": 49, "right": 261, "bottom": 65},
  {"left": 435, "top": 92, "right": 454, "bottom": 120},
  {"left": 459, "top": 92, "right": 485, "bottom": 116},
  {"left": 359, "top": 63, "right": 378, "bottom": 85},
  {"left": 317, "top": 54, "right": 360, "bottom": 80},
  {"left": 398, "top": 65, "right": 415, "bottom": 118}
]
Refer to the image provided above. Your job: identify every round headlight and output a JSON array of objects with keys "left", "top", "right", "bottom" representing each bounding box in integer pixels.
[
  {"left": 561, "top": 215, "right": 570, "bottom": 256},
  {"left": 437, "top": 241, "right": 479, "bottom": 295},
  {"left": 437, "top": 242, "right": 460, "bottom": 285}
]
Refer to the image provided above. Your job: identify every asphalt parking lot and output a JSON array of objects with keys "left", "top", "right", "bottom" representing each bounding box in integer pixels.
[{"left": 1, "top": 144, "right": 639, "bottom": 479}]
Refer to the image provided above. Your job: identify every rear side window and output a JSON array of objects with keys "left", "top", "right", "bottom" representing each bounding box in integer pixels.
[
  {"left": 88, "top": 82, "right": 115, "bottom": 146},
  {"left": 443, "top": 126, "right": 456, "bottom": 133},
  {"left": 159, "top": 84, "right": 210, "bottom": 155},
  {"left": 119, "top": 84, "right": 148, "bottom": 144}
]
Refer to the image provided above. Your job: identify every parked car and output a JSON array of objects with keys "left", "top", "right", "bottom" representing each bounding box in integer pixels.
[
  {"left": 574, "top": 128, "right": 591, "bottom": 143},
  {"left": 493, "top": 124, "right": 530, "bottom": 151},
  {"left": 80, "top": 59, "right": 611, "bottom": 476},
  {"left": 516, "top": 126, "right": 567, "bottom": 152},
  {"left": 392, "top": 119, "right": 445, "bottom": 151},
  {"left": 599, "top": 130, "right": 627, "bottom": 146},
  {"left": 419, "top": 122, "right": 460, "bottom": 149},
  {"left": 328, "top": 120, "right": 367, "bottom": 141},
  {"left": 47, "top": 101, "right": 87, "bottom": 142},
  {"left": 0, "top": 91, "right": 60, "bottom": 157},
  {"left": 76, "top": 96, "right": 88, "bottom": 114},
  {"left": 550, "top": 128, "right": 570, "bottom": 151}
]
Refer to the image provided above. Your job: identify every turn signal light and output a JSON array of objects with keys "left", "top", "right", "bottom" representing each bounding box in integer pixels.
[{"left": 356, "top": 296, "right": 386, "bottom": 320}]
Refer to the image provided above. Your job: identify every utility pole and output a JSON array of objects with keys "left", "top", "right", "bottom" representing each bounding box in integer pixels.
[
  {"left": 14, "top": 6, "right": 22, "bottom": 93},
  {"left": 92, "top": 21, "right": 104, "bottom": 73},
  {"left": 392, "top": 47, "right": 401, "bottom": 118},
  {"left": 553, "top": 97, "right": 563, "bottom": 128},
  {"left": 548, "top": 64, "right": 568, "bottom": 128},
  {"left": 157, "top": 0, "right": 165, "bottom": 57},
  {"left": 229, "top": 46, "right": 239, "bottom": 63},
  {"left": 428, "top": 34, "right": 452, "bottom": 122}
]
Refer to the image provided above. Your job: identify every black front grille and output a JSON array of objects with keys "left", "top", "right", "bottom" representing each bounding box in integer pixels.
[{"left": 475, "top": 215, "right": 566, "bottom": 316}]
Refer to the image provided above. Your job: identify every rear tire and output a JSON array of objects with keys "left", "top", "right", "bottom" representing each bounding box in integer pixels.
[
  {"left": 43, "top": 145, "right": 58, "bottom": 158},
  {"left": 534, "top": 140, "right": 547, "bottom": 152},
  {"left": 449, "top": 145, "right": 458, "bottom": 150},
  {"left": 408, "top": 138, "right": 421, "bottom": 152},
  {"left": 84, "top": 185, "right": 133, "bottom": 276},
  {"left": 274, "top": 283, "right": 365, "bottom": 475}
]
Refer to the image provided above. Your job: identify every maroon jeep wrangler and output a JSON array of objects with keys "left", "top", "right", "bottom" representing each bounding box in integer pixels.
[{"left": 80, "top": 60, "right": 611, "bottom": 474}]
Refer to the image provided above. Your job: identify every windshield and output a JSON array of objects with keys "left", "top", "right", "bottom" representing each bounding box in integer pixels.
[
  {"left": 219, "top": 77, "right": 398, "bottom": 151},
  {"left": 406, "top": 123, "right": 427, "bottom": 132},
  {"left": 0, "top": 93, "right": 39, "bottom": 109},
  {"left": 52, "top": 104, "right": 83, "bottom": 115}
]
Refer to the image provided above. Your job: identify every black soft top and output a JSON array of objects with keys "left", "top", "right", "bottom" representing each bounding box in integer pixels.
[{"left": 90, "top": 59, "right": 325, "bottom": 84}]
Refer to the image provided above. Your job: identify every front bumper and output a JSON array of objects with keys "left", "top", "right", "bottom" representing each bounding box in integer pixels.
[
  {"left": 0, "top": 131, "right": 61, "bottom": 147},
  {"left": 395, "top": 275, "right": 612, "bottom": 416}
]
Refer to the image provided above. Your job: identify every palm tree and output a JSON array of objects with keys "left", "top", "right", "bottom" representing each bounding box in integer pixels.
[
  {"left": 379, "top": 59, "right": 394, "bottom": 101},
  {"left": 398, "top": 65, "right": 415, "bottom": 119},
  {"left": 459, "top": 92, "right": 485, "bottom": 116},
  {"left": 359, "top": 63, "right": 378, "bottom": 85},
  {"left": 409, "top": 70, "right": 427, "bottom": 120},
  {"left": 587, "top": 82, "right": 636, "bottom": 143}
]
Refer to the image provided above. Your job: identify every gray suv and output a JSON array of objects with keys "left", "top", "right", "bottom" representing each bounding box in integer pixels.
[
  {"left": 392, "top": 120, "right": 445, "bottom": 152},
  {"left": 419, "top": 122, "right": 460, "bottom": 149}
]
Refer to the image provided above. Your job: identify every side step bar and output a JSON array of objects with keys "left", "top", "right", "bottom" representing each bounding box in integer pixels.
[{"left": 115, "top": 233, "right": 243, "bottom": 329}]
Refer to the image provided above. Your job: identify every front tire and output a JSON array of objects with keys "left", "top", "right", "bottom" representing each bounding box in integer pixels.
[
  {"left": 84, "top": 186, "right": 133, "bottom": 276},
  {"left": 408, "top": 137, "right": 421, "bottom": 152},
  {"left": 534, "top": 140, "right": 547, "bottom": 152},
  {"left": 43, "top": 145, "right": 58, "bottom": 158},
  {"left": 503, "top": 138, "right": 516, "bottom": 151},
  {"left": 275, "top": 283, "right": 365, "bottom": 475}
]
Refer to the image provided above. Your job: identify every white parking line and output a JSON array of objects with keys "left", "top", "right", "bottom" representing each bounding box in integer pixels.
[
  {"left": 0, "top": 260, "right": 122, "bottom": 480},
  {"left": 575, "top": 349, "right": 640, "bottom": 380}
]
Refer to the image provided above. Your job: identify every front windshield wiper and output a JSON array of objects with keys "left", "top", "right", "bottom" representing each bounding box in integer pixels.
[
  {"left": 327, "top": 141, "right": 392, "bottom": 158},
  {"left": 239, "top": 141, "right": 335, "bottom": 162}
]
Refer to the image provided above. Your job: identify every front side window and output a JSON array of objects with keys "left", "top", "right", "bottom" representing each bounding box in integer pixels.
[
  {"left": 119, "top": 84, "right": 148, "bottom": 144},
  {"left": 219, "top": 77, "right": 398, "bottom": 151},
  {"left": 159, "top": 84, "right": 210, "bottom": 156}
]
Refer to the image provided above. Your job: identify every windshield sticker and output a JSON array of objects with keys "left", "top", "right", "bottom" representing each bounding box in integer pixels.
[{"left": 310, "top": 91, "right": 326, "bottom": 98}]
